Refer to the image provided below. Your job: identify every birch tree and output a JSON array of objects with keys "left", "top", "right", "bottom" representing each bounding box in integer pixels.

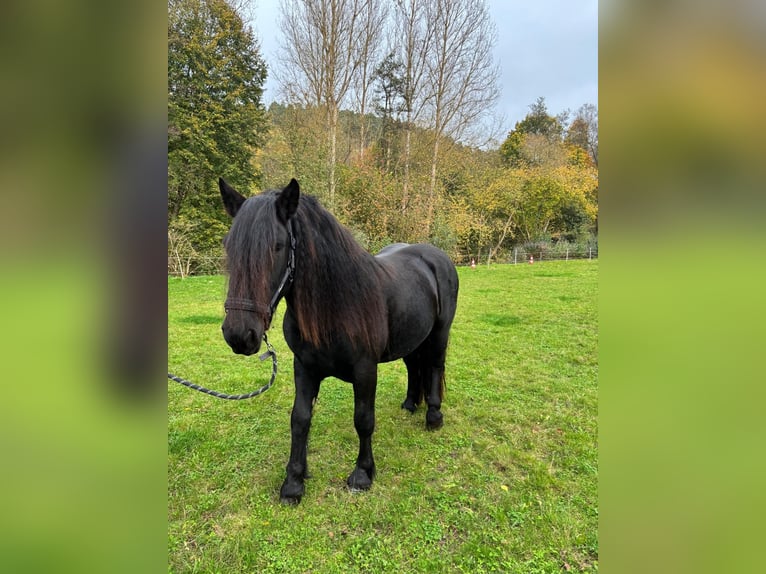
[
  {"left": 392, "top": 0, "right": 432, "bottom": 214},
  {"left": 351, "top": 0, "right": 387, "bottom": 161},
  {"left": 422, "top": 0, "right": 499, "bottom": 237},
  {"left": 277, "top": 0, "right": 374, "bottom": 210}
]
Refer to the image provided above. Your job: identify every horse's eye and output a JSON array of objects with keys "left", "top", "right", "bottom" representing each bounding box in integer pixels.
[{"left": 275, "top": 242, "right": 285, "bottom": 252}]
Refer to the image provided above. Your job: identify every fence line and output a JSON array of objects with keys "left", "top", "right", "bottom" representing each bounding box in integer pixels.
[
  {"left": 455, "top": 246, "right": 598, "bottom": 267},
  {"left": 169, "top": 249, "right": 598, "bottom": 277},
  {"left": 510, "top": 246, "right": 597, "bottom": 264},
  {"left": 168, "top": 255, "right": 227, "bottom": 278}
]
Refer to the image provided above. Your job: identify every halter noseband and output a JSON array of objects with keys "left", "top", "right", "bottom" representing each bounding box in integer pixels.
[{"left": 224, "top": 219, "right": 296, "bottom": 329}]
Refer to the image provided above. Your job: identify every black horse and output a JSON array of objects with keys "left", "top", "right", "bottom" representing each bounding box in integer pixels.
[{"left": 219, "top": 178, "right": 459, "bottom": 504}]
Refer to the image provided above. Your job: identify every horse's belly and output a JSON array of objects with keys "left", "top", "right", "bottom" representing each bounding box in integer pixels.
[{"left": 381, "top": 310, "right": 436, "bottom": 361}]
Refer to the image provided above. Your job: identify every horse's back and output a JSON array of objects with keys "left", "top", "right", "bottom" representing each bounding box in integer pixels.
[
  {"left": 376, "top": 242, "right": 452, "bottom": 270},
  {"left": 376, "top": 242, "right": 457, "bottom": 298}
]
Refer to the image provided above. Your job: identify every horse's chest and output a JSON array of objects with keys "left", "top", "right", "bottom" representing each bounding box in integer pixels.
[{"left": 282, "top": 316, "right": 361, "bottom": 382}]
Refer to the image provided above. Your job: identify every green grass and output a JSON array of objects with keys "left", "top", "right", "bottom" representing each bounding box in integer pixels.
[{"left": 168, "top": 259, "right": 598, "bottom": 573}]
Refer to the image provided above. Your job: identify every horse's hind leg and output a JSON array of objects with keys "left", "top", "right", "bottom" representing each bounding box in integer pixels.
[
  {"left": 423, "top": 329, "right": 450, "bottom": 431},
  {"left": 424, "top": 367, "right": 445, "bottom": 430},
  {"left": 401, "top": 351, "right": 424, "bottom": 413},
  {"left": 401, "top": 335, "right": 448, "bottom": 429}
]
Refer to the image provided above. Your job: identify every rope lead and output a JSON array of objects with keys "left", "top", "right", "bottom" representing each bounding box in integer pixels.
[{"left": 168, "top": 335, "right": 278, "bottom": 400}]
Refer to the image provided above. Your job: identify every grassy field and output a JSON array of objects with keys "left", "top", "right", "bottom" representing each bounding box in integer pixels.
[{"left": 168, "top": 259, "right": 598, "bottom": 573}]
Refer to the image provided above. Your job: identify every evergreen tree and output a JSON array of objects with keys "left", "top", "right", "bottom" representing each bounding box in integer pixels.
[{"left": 168, "top": 0, "right": 268, "bottom": 253}]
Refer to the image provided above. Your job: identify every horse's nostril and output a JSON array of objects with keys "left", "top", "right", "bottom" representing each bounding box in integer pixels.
[{"left": 247, "top": 329, "right": 256, "bottom": 344}]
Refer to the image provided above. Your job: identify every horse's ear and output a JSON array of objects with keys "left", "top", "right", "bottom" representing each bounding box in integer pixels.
[
  {"left": 219, "top": 177, "right": 246, "bottom": 218},
  {"left": 276, "top": 178, "right": 300, "bottom": 224}
]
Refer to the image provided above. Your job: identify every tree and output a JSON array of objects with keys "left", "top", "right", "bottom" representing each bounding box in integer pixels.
[
  {"left": 499, "top": 97, "right": 565, "bottom": 167},
  {"left": 422, "top": 0, "right": 499, "bottom": 238},
  {"left": 499, "top": 164, "right": 597, "bottom": 244},
  {"left": 392, "top": 0, "right": 433, "bottom": 214},
  {"left": 475, "top": 169, "right": 523, "bottom": 265},
  {"left": 566, "top": 103, "right": 598, "bottom": 166},
  {"left": 351, "top": 0, "right": 388, "bottom": 161},
  {"left": 168, "top": 0, "right": 268, "bottom": 252},
  {"left": 565, "top": 117, "right": 590, "bottom": 153},
  {"left": 520, "top": 133, "right": 567, "bottom": 168},
  {"left": 278, "top": 0, "right": 375, "bottom": 211},
  {"left": 514, "top": 170, "right": 569, "bottom": 242},
  {"left": 518, "top": 97, "right": 565, "bottom": 139},
  {"left": 372, "top": 52, "right": 405, "bottom": 173},
  {"left": 259, "top": 102, "right": 329, "bottom": 194}
]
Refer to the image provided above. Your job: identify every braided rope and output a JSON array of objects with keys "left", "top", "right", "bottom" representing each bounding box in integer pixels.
[{"left": 168, "top": 336, "right": 278, "bottom": 400}]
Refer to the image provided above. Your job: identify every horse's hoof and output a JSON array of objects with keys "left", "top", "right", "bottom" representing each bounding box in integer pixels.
[
  {"left": 426, "top": 410, "right": 443, "bottom": 430},
  {"left": 280, "top": 481, "right": 304, "bottom": 504},
  {"left": 280, "top": 495, "right": 301, "bottom": 505},
  {"left": 347, "top": 468, "right": 372, "bottom": 492},
  {"left": 401, "top": 399, "right": 417, "bottom": 413}
]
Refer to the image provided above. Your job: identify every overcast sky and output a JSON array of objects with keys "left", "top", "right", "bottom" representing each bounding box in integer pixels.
[{"left": 246, "top": 0, "right": 598, "bottom": 133}]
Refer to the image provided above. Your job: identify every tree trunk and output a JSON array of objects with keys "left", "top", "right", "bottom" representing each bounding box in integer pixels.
[
  {"left": 402, "top": 121, "right": 412, "bottom": 214},
  {"left": 359, "top": 115, "right": 366, "bottom": 161},
  {"left": 170, "top": 185, "right": 185, "bottom": 219},
  {"left": 487, "top": 211, "right": 515, "bottom": 266},
  {"left": 358, "top": 78, "right": 367, "bottom": 161},
  {"left": 425, "top": 133, "right": 440, "bottom": 240},
  {"left": 329, "top": 103, "right": 338, "bottom": 211}
]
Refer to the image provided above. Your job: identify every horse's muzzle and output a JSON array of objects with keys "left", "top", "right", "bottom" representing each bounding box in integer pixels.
[{"left": 222, "top": 326, "right": 262, "bottom": 356}]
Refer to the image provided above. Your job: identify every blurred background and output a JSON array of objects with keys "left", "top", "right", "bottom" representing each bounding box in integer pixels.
[
  {"left": 0, "top": 1, "right": 166, "bottom": 572},
  {"left": 600, "top": 1, "right": 766, "bottom": 573},
  {"left": 0, "top": 0, "right": 764, "bottom": 572}
]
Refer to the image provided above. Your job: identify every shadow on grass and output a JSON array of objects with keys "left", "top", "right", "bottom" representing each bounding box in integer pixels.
[{"left": 478, "top": 313, "right": 522, "bottom": 328}]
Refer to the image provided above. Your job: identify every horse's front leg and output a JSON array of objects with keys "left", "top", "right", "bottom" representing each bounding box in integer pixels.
[
  {"left": 280, "top": 359, "right": 320, "bottom": 505},
  {"left": 348, "top": 362, "right": 378, "bottom": 491}
]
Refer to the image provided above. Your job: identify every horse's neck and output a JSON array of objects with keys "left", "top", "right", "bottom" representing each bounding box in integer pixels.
[
  {"left": 320, "top": 245, "right": 381, "bottom": 278},
  {"left": 283, "top": 232, "right": 387, "bottom": 351}
]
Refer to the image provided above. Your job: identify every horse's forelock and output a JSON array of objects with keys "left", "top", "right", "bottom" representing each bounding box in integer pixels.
[{"left": 225, "top": 192, "right": 279, "bottom": 301}]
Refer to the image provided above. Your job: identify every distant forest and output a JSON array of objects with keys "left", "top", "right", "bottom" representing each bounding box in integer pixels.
[{"left": 168, "top": 0, "right": 597, "bottom": 274}]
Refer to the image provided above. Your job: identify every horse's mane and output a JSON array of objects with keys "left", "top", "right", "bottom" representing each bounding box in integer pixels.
[{"left": 290, "top": 194, "right": 388, "bottom": 353}]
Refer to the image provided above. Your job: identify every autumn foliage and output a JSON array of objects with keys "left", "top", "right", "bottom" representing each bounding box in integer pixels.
[{"left": 167, "top": 0, "right": 597, "bottom": 271}]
